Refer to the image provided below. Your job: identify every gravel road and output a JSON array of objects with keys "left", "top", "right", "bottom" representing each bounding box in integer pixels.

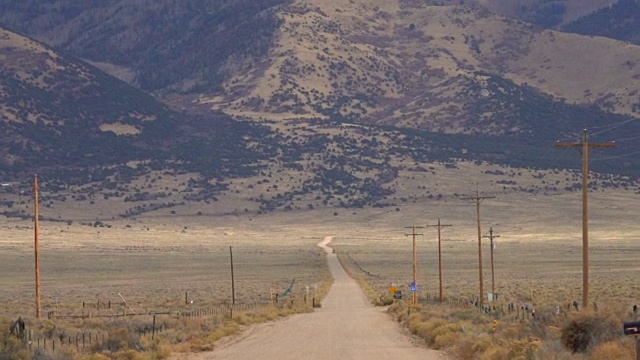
[{"left": 173, "top": 236, "right": 447, "bottom": 360}]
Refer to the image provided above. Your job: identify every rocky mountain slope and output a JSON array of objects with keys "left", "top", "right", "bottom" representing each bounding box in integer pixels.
[
  {"left": 0, "top": 0, "right": 289, "bottom": 93},
  {"left": 0, "top": 27, "right": 277, "bottom": 186},
  {"left": 1, "top": 1, "right": 639, "bottom": 221},
  {"left": 1, "top": 0, "right": 637, "bottom": 124},
  {"left": 199, "top": 0, "right": 639, "bottom": 128}
]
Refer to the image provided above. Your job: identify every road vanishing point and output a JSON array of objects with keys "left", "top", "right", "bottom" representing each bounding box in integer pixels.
[{"left": 173, "top": 236, "right": 447, "bottom": 360}]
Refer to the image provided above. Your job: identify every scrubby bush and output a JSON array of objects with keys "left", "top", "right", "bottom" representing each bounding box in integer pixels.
[{"left": 561, "top": 312, "right": 619, "bottom": 353}]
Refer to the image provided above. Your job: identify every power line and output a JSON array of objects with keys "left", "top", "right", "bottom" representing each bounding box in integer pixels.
[
  {"left": 588, "top": 117, "right": 639, "bottom": 137},
  {"left": 592, "top": 150, "right": 640, "bottom": 162},
  {"left": 612, "top": 135, "right": 640, "bottom": 142}
]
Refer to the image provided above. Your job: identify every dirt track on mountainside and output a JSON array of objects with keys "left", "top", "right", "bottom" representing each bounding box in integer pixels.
[{"left": 172, "top": 236, "right": 447, "bottom": 360}]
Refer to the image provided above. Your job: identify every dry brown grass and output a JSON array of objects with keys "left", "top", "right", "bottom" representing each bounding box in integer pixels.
[
  {"left": 0, "top": 216, "right": 334, "bottom": 359},
  {"left": 1, "top": 162, "right": 639, "bottom": 359},
  {"left": 330, "top": 183, "right": 640, "bottom": 358}
]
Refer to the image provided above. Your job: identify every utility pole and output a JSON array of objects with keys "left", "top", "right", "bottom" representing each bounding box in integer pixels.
[
  {"left": 34, "top": 175, "right": 41, "bottom": 319},
  {"left": 229, "top": 246, "right": 235, "bottom": 305},
  {"left": 463, "top": 190, "right": 495, "bottom": 308},
  {"left": 426, "top": 219, "right": 451, "bottom": 303},
  {"left": 404, "top": 226, "right": 424, "bottom": 306},
  {"left": 556, "top": 129, "right": 615, "bottom": 308},
  {"left": 483, "top": 227, "right": 500, "bottom": 302}
]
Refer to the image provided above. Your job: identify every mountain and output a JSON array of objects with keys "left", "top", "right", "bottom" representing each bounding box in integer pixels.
[
  {"left": 452, "top": 0, "right": 620, "bottom": 27},
  {"left": 1, "top": 1, "right": 639, "bottom": 221},
  {"left": 0, "top": 27, "right": 276, "bottom": 186},
  {"left": 0, "top": 0, "right": 290, "bottom": 94},
  {"left": 563, "top": 0, "right": 640, "bottom": 45},
  {"left": 193, "top": 1, "right": 640, "bottom": 134},
  {"left": 0, "top": 0, "right": 638, "bottom": 122}
]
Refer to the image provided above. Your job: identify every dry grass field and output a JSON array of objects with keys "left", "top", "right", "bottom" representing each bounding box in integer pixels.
[
  {"left": 1, "top": 160, "right": 639, "bottom": 358},
  {"left": 0, "top": 219, "right": 332, "bottom": 317}
]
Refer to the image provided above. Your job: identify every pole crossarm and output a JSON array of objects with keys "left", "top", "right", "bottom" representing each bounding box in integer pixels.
[
  {"left": 427, "top": 219, "right": 452, "bottom": 303},
  {"left": 555, "top": 129, "right": 615, "bottom": 309},
  {"left": 462, "top": 190, "right": 495, "bottom": 307}
]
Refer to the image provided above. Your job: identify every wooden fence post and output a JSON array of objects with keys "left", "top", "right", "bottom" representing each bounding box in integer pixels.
[{"left": 152, "top": 315, "right": 156, "bottom": 341}]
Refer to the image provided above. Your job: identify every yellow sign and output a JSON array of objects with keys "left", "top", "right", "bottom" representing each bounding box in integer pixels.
[{"left": 389, "top": 286, "right": 398, "bottom": 294}]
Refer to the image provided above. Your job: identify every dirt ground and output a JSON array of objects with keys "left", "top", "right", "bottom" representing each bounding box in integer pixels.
[{"left": 171, "top": 236, "right": 448, "bottom": 360}]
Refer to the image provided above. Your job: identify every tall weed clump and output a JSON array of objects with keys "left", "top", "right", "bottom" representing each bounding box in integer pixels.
[{"left": 560, "top": 311, "right": 620, "bottom": 353}]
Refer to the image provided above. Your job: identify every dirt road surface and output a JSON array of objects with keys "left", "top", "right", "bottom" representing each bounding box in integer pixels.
[{"left": 173, "top": 236, "right": 447, "bottom": 360}]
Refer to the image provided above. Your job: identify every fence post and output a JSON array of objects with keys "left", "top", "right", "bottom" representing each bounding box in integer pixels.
[
  {"left": 82, "top": 333, "right": 85, "bottom": 349},
  {"left": 152, "top": 315, "right": 156, "bottom": 341}
]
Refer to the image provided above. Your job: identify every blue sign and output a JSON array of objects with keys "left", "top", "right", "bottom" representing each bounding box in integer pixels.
[{"left": 410, "top": 281, "right": 416, "bottom": 292}]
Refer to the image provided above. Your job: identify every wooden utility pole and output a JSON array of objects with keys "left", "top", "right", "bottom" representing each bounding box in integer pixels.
[
  {"left": 34, "top": 175, "right": 41, "bottom": 319},
  {"left": 483, "top": 227, "right": 500, "bottom": 301},
  {"left": 404, "top": 226, "right": 424, "bottom": 305},
  {"left": 556, "top": 129, "right": 615, "bottom": 308},
  {"left": 229, "top": 246, "right": 235, "bottom": 305},
  {"left": 426, "top": 219, "right": 451, "bottom": 303},
  {"left": 463, "top": 190, "right": 495, "bottom": 307}
]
